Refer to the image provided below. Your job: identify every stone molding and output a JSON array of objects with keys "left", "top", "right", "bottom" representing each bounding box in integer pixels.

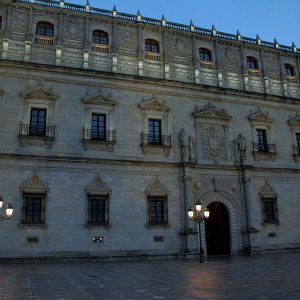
[
  {"left": 259, "top": 179, "right": 277, "bottom": 197},
  {"left": 288, "top": 112, "right": 300, "bottom": 128},
  {"left": 193, "top": 102, "right": 232, "bottom": 121},
  {"left": 145, "top": 175, "right": 168, "bottom": 196},
  {"left": 21, "top": 85, "right": 58, "bottom": 101},
  {"left": 138, "top": 95, "right": 170, "bottom": 112},
  {"left": 85, "top": 174, "right": 111, "bottom": 195},
  {"left": 81, "top": 92, "right": 118, "bottom": 107},
  {"left": 248, "top": 108, "right": 273, "bottom": 125},
  {"left": 20, "top": 170, "right": 48, "bottom": 194}
]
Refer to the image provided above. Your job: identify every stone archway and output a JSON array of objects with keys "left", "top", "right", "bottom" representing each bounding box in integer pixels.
[
  {"left": 205, "top": 202, "right": 231, "bottom": 255},
  {"left": 200, "top": 192, "right": 242, "bottom": 256}
]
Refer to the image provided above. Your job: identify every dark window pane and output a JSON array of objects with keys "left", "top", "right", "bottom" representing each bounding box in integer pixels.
[
  {"left": 92, "top": 30, "right": 109, "bottom": 45},
  {"left": 145, "top": 39, "right": 159, "bottom": 53},
  {"left": 199, "top": 48, "right": 212, "bottom": 61},
  {"left": 284, "top": 64, "right": 295, "bottom": 76},
  {"left": 88, "top": 197, "right": 108, "bottom": 225},
  {"left": 247, "top": 56, "right": 258, "bottom": 69},
  {"left": 263, "top": 198, "right": 278, "bottom": 223},
  {"left": 91, "top": 113, "right": 106, "bottom": 140},
  {"left": 148, "top": 196, "right": 168, "bottom": 225},
  {"left": 256, "top": 129, "right": 268, "bottom": 152},
  {"left": 36, "top": 22, "right": 54, "bottom": 37},
  {"left": 29, "top": 108, "right": 46, "bottom": 136},
  {"left": 148, "top": 119, "right": 161, "bottom": 145},
  {"left": 24, "top": 197, "right": 42, "bottom": 223}
]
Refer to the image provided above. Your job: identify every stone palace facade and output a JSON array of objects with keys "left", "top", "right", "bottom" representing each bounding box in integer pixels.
[{"left": 0, "top": 0, "right": 300, "bottom": 259}]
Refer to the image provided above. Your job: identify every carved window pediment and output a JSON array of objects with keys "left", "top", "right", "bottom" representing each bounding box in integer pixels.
[
  {"left": 139, "top": 96, "right": 170, "bottom": 112},
  {"left": 145, "top": 176, "right": 168, "bottom": 196},
  {"left": 85, "top": 174, "right": 111, "bottom": 195},
  {"left": 82, "top": 92, "right": 118, "bottom": 107},
  {"left": 21, "top": 86, "right": 58, "bottom": 101},
  {"left": 20, "top": 171, "right": 48, "bottom": 194},
  {"left": 193, "top": 103, "right": 232, "bottom": 122},
  {"left": 248, "top": 109, "right": 273, "bottom": 124},
  {"left": 288, "top": 113, "right": 300, "bottom": 128},
  {"left": 259, "top": 179, "right": 277, "bottom": 197}
]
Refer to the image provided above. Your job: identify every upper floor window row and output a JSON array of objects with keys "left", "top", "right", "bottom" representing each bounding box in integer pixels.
[
  {"left": 35, "top": 21, "right": 54, "bottom": 45},
  {"left": 199, "top": 48, "right": 212, "bottom": 62},
  {"left": 92, "top": 30, "right": 109, "bottom": 53},
  {"left": 284, "top": 63, "right": 295, "bottom": 77}
]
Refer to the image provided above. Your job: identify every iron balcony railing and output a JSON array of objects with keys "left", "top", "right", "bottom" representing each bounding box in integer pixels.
[
  {"left": 253, "top": 142, "right": 276, "bottom": 153},
  {"left": 141, "top": 133, "right": 171, "bottom": 147},
  {"left": 16, "top": 0, "right": 300, "bottom": 54},
  {"left": 293, "top": 145, "right": 300, "bottom": 155},
  {"left": 83, "top": 129, "right": 116, "bottom": 143},
  {"left": 19, "top": 123, "right": 55, "bottom": 138}
]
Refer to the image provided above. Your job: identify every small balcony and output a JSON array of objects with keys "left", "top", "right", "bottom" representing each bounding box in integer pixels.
[
  {"left": 293, "top": 145, "right": 300, "bottom": 162},
  {"left": 145, "top": 52, "right": 161, "bottom": 61},
  {"left": 141, "top": 133, "right": 171, "bottom": 155},
  {"left": 35, "top": 35, "right": 54, "bottom": 46},
  {"left": 199, "top": 60, "right": 214, "bottom": 69},
  {"left": 248, "top": 69, "right": 260, "bottom": 77},
  {"left": 91, "top": 44, "right": 109, "bottom": 53},
  {"left": 252, "top": 142, "right": 276, "bottom": 161},
  {"left": 82, "top": 129, "right": 116, "bottom": 151},
  {"left": 286, "top": 76, "right": 297, "bottom": 83},
  {"left": 19, "top": 124, "right": 55, "bottom": 147}
]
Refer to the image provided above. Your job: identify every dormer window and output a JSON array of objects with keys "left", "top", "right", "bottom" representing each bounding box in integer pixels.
[
  {"left": 35, "top": 21, "right": 54, "bottom": 45},
  {"left": 284, "top": 63, "right": 295, "bottom": 76},
  {"left": 199, "top": 48, "right": 212, "bottom": 61},
  {"left": 92, "top": 30, "right": 109, "bottom": 53},
  {"left": 247, "top": 56, "right": 258, "bottom": 69},
  {"left": 145, "top": 39, "right": 160, "bottom": 61}
]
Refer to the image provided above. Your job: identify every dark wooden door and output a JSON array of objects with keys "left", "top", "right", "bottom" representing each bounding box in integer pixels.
[{"left": 205, "top": 202, "right": 231, "bottom": 255}]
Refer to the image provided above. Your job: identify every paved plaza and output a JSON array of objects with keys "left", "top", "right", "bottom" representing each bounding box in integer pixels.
[{"left": 0, "top": 252, "right": 300, "bottom": 300}]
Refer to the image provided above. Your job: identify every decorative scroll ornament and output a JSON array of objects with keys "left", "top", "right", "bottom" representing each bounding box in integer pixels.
[
  {"left": 20, "top": 170, "right": 48, "bottom": 193},
  {"left": 21, "top": 84, "right": 58, "bottom": 101},
  {"left": 202, "top": 125, "right": 226, "bottom": 160},
  {"left": 145, "top": 175, "right": 168, "bottom": 195},
  {"left": 85, "top": 174, "right": 111, "bottom": 194}
]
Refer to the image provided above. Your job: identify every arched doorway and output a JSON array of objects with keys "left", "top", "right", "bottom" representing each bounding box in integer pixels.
[{"left": 205, "top": 202, "right": 231, "bottom": 255}]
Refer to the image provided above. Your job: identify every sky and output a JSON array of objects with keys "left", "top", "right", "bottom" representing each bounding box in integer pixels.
[{"left": 67, "top": 0, "right": 300, "bottom": 46}]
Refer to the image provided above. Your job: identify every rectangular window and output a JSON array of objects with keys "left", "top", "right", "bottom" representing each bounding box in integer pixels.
[
  {"left": 148, "top": 119, "right": 162, "bottom": 145},
  {"left": 262, "top": 198, "right": 279, "bottom": 224},
  {"left": 88, "top": 195, "right": 109, "bottom": 225},
  {"left": 91, "top": 113, "right": 106, "bottom": 141},
  {"left": 148, "top": 196, "right": 168, "bottom": 225},
  {"left": 256, "top": 129, "right": 269, "bottom": 152},
  {"left": 23, "top": 195, "right": 44, "bottom": 224},
  {"left": 29, "top": 108, "right": 46, "bottom": 136}
]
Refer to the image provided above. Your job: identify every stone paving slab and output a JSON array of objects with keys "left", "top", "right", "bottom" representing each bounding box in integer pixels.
[{"left": 0, "top": 252, "right": 300, "bottom": 299}]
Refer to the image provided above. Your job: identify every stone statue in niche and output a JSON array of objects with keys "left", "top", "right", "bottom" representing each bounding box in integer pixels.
[
  {"left": 188, "top": 135, "right": 196, "bottom": 163},
  {"left": 233, "top": 133, "right": 247, "bottom": 164},
  {"left": 202, "top": 125, "right": 226, "bottom": 160},
  {"left": 178, "top": 129, "right": 197, "bottom": 163}
]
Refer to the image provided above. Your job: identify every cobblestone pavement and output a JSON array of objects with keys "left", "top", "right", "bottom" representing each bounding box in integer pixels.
[{"left": 0, "top": 252, "right": 300, "bottom": 300}]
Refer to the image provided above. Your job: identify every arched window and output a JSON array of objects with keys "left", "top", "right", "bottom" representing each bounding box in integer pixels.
[
  {"left": 92, "top": 30, "right": 108, "bottom": 45},
  {"left": 247, "top": 56, "right": 258, "bottom": 69},
  {"left": 284, "top": 63, "right": 295, "bottom": 76},
  {"left": 199, "top": 48, "right": 212, "bottom": 61},
  {"left": 145, "top": 39, "right": 159, "bottom": 53},
  {"left": 36, "top": 21, "right": 54, "bottom": 37}
]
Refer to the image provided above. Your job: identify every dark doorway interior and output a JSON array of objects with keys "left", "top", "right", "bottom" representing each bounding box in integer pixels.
[{"left": 205, "top": 202, "right": 231, "bottom": 255}]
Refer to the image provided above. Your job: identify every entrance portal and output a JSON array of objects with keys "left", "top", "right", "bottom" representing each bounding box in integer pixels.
[{"left": 205, "top": 202, "right": 231, "bottom": 255}]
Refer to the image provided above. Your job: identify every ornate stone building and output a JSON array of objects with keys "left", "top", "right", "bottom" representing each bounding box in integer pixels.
[{"left": 0, "top": 0, "right": 300, "bottom": 259}]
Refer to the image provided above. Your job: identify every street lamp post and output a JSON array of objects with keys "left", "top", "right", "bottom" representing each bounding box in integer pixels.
[
  {"left": 0, "top": 196, "right": 13, "bottom": 220},
  {"left": 188, "top": 201, "right": 210, "bottom": 263}
]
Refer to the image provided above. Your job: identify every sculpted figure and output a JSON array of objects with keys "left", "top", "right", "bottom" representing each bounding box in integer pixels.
[
  {"left": 188, "top": 135, "right": 196, "bottom": 163},
  {"left": 178, "top": 129, "right": 189, "bottom": 163}
]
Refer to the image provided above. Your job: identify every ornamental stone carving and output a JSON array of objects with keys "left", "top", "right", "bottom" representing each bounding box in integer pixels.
[
  {"left": 145, "top": 175, "right": 168, "bottom": 196},
  {"left": 259, "top": 179, "right": 276, "bottom": 196},
  {"left": 233, "top": 133, "right": 248, "bottom": 164},
  {"left": 85, "top": 174, "right": 111, "bottom": 195},
  {"left": 192, "top": 177, "right": 239, "bottom": 203},
  {"left": 202, "top": 125, "right": 226, "bottom": 160},
  {"left": 20, "top": 170, "right": 48, "bottom": 193}
]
